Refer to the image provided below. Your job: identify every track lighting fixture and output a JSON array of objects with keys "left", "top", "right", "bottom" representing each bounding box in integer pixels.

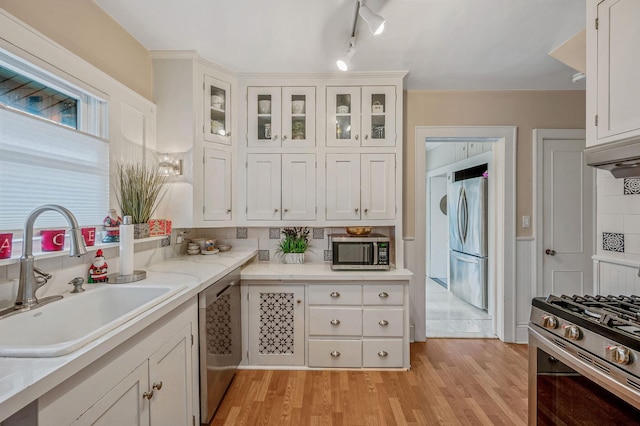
[
  {"left": 336, "top": 38, "right": 356, "bottom": 71},
  {"left": 335, "top": 1, "right": 386, "bottom": 71},
  {"left": 359, "top": 3, "right": 385, "bottom": 36}
]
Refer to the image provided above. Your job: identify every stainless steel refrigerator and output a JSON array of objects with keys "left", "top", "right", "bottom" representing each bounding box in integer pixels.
[{"left": 448, "top": 176, "right": 488, "bottom": 310}]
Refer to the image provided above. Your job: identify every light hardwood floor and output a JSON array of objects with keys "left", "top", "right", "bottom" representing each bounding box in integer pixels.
[{"left": 210, "top": 339, "right": 528, "bottom": 425}]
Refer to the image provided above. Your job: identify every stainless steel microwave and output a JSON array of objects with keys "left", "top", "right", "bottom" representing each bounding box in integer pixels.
[{"left": 331, "top": 234, "right": 390, "bottom": 270}]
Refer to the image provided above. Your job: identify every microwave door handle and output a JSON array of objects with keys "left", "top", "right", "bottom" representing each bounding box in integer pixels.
[{"left": 373, "top": 243, "right": 379, "bottom": 265}]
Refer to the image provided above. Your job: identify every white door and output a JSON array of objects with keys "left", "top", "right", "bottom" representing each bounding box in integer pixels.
[
  {"left": 203, "top": 74, "right": 231, "bottom": 145},
  {"left": 326, "top": 153, "right": 360, "bottom": 220},
  {"left": 538, "top": 130, "right": 594, "bottom": 296},
  {"left": 203, "top": 148, "right": 231, "bottom": 221},
  {"left": 281, "top": 154, "right": 316, "bottom": 220},
  {"left": 326, "top": 86, "right": 361, "bottom": 147},
  {"left": 247, "top": 154, "right": 281, "bottom": 220},
  {"left": 282, "top": 86, "right": 316, "bottom": 148},
  {"left": 361, "top": 86, "right": 395, "bottom": 147},
  {"left": 248, "top": 87, "right": 282, "bottom": 147},
  {"left": 361, "top": 153, "right": 395, "bottom": 220}
]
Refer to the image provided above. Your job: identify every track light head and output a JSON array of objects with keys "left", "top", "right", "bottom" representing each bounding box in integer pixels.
[
  {"left": 359, "top": 4, "right": 385, "bottom": 35},
  {"left": 337, "top": 38, "right": 356, "bottom": 72}
]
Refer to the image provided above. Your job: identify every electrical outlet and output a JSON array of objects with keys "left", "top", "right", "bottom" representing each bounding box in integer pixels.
[
  {"left": 522, "top": 216, "right": 531, "bottom": 228},
  {"left": 161, "top": 237, "right": 170, "bottom": 247}
]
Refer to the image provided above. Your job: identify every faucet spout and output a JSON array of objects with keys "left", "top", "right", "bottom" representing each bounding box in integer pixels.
[{"left": 15, "top": 204, "right": 88, "bottom": 309}]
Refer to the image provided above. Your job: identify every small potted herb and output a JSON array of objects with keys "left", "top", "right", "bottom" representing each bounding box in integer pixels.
[{"left": 276, "top": 227, "right": 310, "bottom": 264}]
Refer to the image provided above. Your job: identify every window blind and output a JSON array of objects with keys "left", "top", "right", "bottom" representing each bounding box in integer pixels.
[{"left": 0, "top": 106, "right": 109, "bottom": 230}]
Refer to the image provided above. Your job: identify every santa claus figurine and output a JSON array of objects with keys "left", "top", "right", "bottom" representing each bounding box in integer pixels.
[{"left": 88, "top": 249, "right": 109, "bottom": 283}]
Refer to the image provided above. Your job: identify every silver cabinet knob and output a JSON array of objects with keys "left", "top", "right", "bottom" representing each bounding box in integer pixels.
[
  {"left": 364, "top": 134, "right": 369, "bottom": 140},
  {"left": 330, "top": 291, "right": 340, "bottom": 298},
  {"left": 364, "top": 208, "right": 368, "bottom": 214},
  {"left": 274, "top": 208, "right": 279, "bottom": 213},
  {"left": 545, "top": 249, "right": 556, "bottom": 256},
  {"left": 355, "top": 134, "right": 359, "bottom": 140},
  {"left": 378, "top": 351, "right": 388, "bottom": 358},
  {"left": 330, "top": 351, "right": 341, "bottom": 357},
  {"left": 330, "top": 319, "right": 341, "bottom": 326},
  {"left": 284, "top": 208, "right": 289, "bottom": 212},
  {"left": 379, "top": 292, "right": 389, "bottom": 298},
  {"left": 142, "top": 390, "right": 154, "bottom": 400},
  {"left": 152, "top": 381, "right": 163, "bottom": 391},
  {"left": 283, "top": 135, "right": 288, "bottom": 140},
  {"left": 355, "top": 208, "right": 359, "bottom": 213},
  {"left": 378, "top": 319, "right": 389, "bottom": 326},
  {"left": 273, "top": 134, "right": 279, "bottom": 140},
  {"left": 226, "top": 131, "right": 231, "bottom": 137},
  {"left": 562, "top": 324, "right": 581, "bottom": 341}
]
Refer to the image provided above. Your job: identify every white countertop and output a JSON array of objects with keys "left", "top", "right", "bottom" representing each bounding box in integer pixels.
[
  {"left": 0, "top": 253, "right": 411, "bottom": 421},
  {"left": 242, "top": 262, "right": 413, "bottom": 281}
]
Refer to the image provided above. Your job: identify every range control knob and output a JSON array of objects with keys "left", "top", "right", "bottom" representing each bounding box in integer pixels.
[
  {"left": 541, "top": 315, "right": 558, "bottom": 329},
  {"left": 606, "top": 345, "right": 632, "bottom": 365},
  {"left": 562, "top": 324, "right": 581, "bottom": 341}
]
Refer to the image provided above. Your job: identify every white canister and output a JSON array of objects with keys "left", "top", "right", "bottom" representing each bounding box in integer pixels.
[
  {"left": 258, "top": 99, "right": 271, "bottom": 114},
  {"left": 291, "top": 100, "right": 305, "bottom": 114}
]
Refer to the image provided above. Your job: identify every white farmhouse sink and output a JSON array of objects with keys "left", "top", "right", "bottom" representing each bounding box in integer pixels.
[{"left": 0, "top": 284, "right": 184, "bottom": 358}]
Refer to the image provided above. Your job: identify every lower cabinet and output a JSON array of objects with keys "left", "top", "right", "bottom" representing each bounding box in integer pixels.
[
  {"left": 38, "top": 299, "right": 198, "bottom": 426},
  {"left": 245, "top": 281, "right": 409, "bottom": 369},
  {"left": 247, "top": 284, "right": 305, "bottom": 366}
]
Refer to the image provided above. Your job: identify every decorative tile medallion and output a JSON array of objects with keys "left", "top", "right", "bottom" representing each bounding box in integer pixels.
[
  {"left": 603, "top": 232, "right": 625, "bottom": 252},
  {"left": 624, "top": 178, "right": 640, "bottom": 195},
  {"left": 236, "top": 227, "right": 248, "bottom": 239},
  {"left": 313, "top": 228, "right": 325, "bottom": 239},
  {"left": 324, "top": 250, "right": 332, "bottom": 261},
  {"left": 269, "top": 228, "right": 281, "bottom": 239},
  {"left": 206, "top": 293, "right": 232, "bottom": 355},
  {"left": 258, "top": 250, "right": 270, "bottom": 261},
  {"left": 258, "top": 292, "right": 295, "bottom": 355}
]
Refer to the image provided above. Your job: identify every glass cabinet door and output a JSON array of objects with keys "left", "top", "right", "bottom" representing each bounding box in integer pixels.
[
  {"left": 282, "top": 87, "right": 315, "bottom": 147},
  {"left": 326, "top": 87, "right": 361, "bottom": 147},
  {"left": 361, "top": 86, "right": 395, "bottom": 147},
  {"left": 204, "top": 75, "right": 231, "bottom": 145},
  {"left": 248, "top": 87, "right": 281, "bottom": 147}
]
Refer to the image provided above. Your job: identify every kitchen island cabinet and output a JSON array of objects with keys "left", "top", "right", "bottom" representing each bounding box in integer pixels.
[{"left": 587, "top": 0, "right": 640, "bottom": 147}]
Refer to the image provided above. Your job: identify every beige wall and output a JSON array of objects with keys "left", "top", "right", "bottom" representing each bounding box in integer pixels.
[
  {"left": 404, "top": 90, "right": 586, "bottom": 238},
  {"left": 0, "top": 0, "right": 152, "bottom": 100}
]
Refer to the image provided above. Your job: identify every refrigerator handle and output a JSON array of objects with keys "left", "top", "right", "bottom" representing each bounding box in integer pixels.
[
  {"left": 461, "top": 187, "right": 468, "bottom": 243},
  {"left": 457, "top": 187, "right": 464, "bottom": 246}
]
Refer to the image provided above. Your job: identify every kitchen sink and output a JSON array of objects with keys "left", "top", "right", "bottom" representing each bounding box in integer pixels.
[{"left": 0, "top": 283, "right": 185, "bottom": 358}]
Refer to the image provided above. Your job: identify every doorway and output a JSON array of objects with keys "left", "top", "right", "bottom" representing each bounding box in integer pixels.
[
  {"left": 413, "top": 126, "right": 517, "bottom": 343},
  {"left": 425, "top": 142, "right": 495, "bottom": 338}
]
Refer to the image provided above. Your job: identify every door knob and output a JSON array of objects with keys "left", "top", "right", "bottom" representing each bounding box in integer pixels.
[{"left": 545, "top": 249, "right": 556, "bottom": 256}]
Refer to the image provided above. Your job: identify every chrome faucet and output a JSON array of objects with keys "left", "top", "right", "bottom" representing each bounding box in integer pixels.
[{"left": 14, "top": 204, "right": 87, "bottom": 310}]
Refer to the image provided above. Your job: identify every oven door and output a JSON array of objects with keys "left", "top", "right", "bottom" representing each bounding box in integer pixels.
[
  {"left": 332, "top": 241, "right": 376, "bottom": 269},
  {"left": 529, "top": 327, "right": 640, "bottom": 425}
]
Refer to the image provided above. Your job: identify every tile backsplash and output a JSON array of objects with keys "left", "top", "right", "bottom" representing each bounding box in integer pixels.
[{"left": 597, "top": 173, "right": 640, "bottom": 260}]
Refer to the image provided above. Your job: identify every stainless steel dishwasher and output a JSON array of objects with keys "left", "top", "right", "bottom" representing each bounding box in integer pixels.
[{"left": 199, "top": 267, "right": 241, "bottom": 424}]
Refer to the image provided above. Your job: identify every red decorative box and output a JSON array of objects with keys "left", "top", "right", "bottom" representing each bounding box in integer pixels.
[{"left": 149, "top": 219, "right": 172, "bottom": 236}]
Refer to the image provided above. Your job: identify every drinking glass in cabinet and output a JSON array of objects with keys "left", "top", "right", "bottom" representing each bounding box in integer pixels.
[{"left": 336, "top": 117, "right": 351, "bottom": 139}]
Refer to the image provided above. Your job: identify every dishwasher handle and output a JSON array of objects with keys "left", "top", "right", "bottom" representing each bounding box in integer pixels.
[{"left": 216, "top": 280, "right": 237, "bottom": 298}]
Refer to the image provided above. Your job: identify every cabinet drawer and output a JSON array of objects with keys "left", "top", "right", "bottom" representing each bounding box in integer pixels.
[
  {"left": 362, "top": 339, "right": 403, "bottom": 368},
  {"left": 309, "top": 284, "right": 362, "bottom": 305},
  {"left": 362, "top": 308, "right": 403, "bottom": 337},
  {"left": 308, "top": 339, "right": 362, "bottom": 368},
  {"left": 309, "top": 307, "right": 362, "bottom": 336},
  {"left": 363, "top": 284, "right": 403, "bottom": 305}
]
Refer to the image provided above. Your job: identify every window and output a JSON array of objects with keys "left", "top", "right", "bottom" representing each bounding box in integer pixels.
[{"left": 0, "top": 50, "right": 109, "bottom": 230}]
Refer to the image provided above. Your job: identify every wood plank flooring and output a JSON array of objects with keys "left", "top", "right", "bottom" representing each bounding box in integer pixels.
[{"left": 210, "top": 339, "right": 528, "bottom": 425}]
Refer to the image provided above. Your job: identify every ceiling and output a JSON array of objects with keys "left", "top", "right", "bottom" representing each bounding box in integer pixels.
[{"left": 93, "top": 0, "right": 586, "bottom": 91}]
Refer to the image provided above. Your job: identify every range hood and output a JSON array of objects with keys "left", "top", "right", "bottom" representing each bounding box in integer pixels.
[{"left": 585, "top": 138, "right": 640, "bottom": 178}]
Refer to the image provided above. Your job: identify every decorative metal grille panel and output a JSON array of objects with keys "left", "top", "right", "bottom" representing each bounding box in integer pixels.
[
  {"left": 207, "top": 293, "right": 232, "bottom": 355},
  {"left": 258, "top": 292, "right": 295, "bottom": 354}
]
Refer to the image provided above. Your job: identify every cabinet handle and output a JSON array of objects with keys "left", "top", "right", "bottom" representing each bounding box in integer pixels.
[
  {"left": 379, "top": 292, "right": 389, "bottom": 298},
  {"left": 273, "top": 134, "right": 279, "bottom": 140},
  {"left": 142, "top": 390, "right": 154, "bottom": 400},
  {"left": 378, "top": 351, "right": 389, "bottom": 358},
  {"left": 364, "top": 208, "right": 368, "bottom": 214},
  {"left": 364, "top": 134, "right": 369, "bottom": 140},
  {"left": 226, "top": 131, "right": 231, "bottom": 137},
  {"left": 152, "top": 381, "right": 163, "bottom": 391},
  {"left": 355, "top": 208, "right": 359, "bottom": 213},
  {"left": 283, "top": 135, "right": 288, "bottom": 140},
  {"left": 330, "top": 291, "right": 340, "bottom": 298},
  {"left": 355, "top": 134, "right": 359, "bottom": 140},
  {"left": 284, "top": 208, "right": 289, "bottom": 212},
  {"left": 330, "top": 351, "right": 341, "bottom": 357},
  {"left": 330, "top": 319, "right": 341, "bottom": 326},
  {"left": 378, "top": 319, "right": 389, "bottom": 326},
  {"left": 226, "top": 209, "right": 232, "bottom": 214},
  {"left": 274, "top": 208, "right": 279, "bottom": 213},
  {"left": 297, "top": 299, "right": 302, "bottom": 304}
]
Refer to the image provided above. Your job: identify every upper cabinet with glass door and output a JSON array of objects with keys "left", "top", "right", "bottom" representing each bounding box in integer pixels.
[
  {"left": 248, "top": 86, "right": 315, "bottom": 147},
  {"left": 326, "top": 86, "right": 396, "bottom": 147},
  {"left": 204, "top": 74, "right": 231, "bottom": 145}
]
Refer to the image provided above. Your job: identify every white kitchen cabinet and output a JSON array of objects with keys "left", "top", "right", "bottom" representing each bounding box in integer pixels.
[
  {"left": 246, "top": 153, "right": 316, "bottom": 221},
  {"left": 326, "top": 86, "right": 395, "bottom": 147},
  {"left": 248, "top": 86, "right": 315, "bottom": 147},
  {"left": 203, "top": 148, "right": 232, "bottom": 221},
  {"left": 204, "top": 74, "right": 231, "bottom": 145},
  {"left": 247, "top": 284, "right": 305, "bottom": 366},
  {"left": 326, "top": 153, "right": 395, "bottom": 221},
  {"left": 587, "top": 0, "right": 640, "bottom": 147},
  {"left": 38, "top": 300, "right": 197, "bottom": 426}
]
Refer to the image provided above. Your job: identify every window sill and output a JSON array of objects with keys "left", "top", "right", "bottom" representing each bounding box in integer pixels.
[{"left": 0, "top": 236, "right": 168, "bottom": 267}]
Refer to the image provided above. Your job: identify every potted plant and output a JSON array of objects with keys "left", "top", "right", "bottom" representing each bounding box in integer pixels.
[
  {"left": 276, "top": 227, "right": 310, "bottom": 264},
  {"left": 114, "top": 162, "right": 167, "bottom": 239}
]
